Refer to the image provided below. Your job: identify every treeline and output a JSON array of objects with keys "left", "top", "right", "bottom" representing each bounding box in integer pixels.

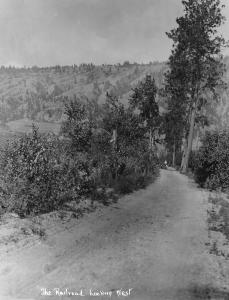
[
  {"left": 0, "top": 61, "right": 160, "bottom": 74},
  {"left": 0, "top": 75, "right": 160, "bottom": 217}
]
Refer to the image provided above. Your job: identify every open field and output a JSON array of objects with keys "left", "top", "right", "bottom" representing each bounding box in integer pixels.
[
  {"left": 0, "top": 119, "right": 61, "bottom": 149},
  {"left": 7, "top": 119, "right": 61, "bottom": 135}
]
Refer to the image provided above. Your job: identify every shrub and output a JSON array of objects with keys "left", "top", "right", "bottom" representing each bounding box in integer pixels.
[
  {"left": 0, "top": 126, "right": 93, "bottom": 216},
  {"left": 193, "top": 131, "right": 229, "bottom": 190}
]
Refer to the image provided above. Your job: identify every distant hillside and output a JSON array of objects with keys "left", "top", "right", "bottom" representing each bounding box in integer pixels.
[
  {"left": 0, "top": 58, "right": 228, "bottom": 133},
  {"left": 0, "top": 62, "right": 167, "bottom": 124}
]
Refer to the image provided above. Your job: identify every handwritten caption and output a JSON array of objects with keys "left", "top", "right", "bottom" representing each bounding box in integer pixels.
[{"left": 41, "top": 288, "right": 133, "bottom": 297}]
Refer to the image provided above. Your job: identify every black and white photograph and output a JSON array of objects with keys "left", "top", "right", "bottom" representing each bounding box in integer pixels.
[{"left": 0, "top": 0, "right": 229, "bottom": 299}]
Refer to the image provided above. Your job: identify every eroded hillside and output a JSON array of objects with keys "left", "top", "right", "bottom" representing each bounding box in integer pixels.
[
  {"left": 0, "top": 62, "right": 167, "bottom": 124},
  {"left": 0, "top": 58, "right": 228, "bottom": 137}
]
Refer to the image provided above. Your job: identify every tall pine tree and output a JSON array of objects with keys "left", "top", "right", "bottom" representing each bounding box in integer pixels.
[{"left": 165, "top": 0, "right": 227, "bottom": 172}]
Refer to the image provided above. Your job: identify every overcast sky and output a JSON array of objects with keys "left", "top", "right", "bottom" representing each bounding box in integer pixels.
[{"left": 0, "top": 0, "right": 228, "bottom": 67}]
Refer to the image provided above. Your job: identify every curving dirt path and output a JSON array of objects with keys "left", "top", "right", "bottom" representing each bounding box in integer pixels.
[{"left": 0, "top": 170, "right": 222, "bottom": 300}]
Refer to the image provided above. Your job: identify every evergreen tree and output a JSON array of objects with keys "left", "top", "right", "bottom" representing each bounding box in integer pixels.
[{"left": 165, "top": 0, "right": 227, "bottom": 172}]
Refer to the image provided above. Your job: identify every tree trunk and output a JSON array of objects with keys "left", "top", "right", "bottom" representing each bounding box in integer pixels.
[
  {"left": 196, "top": 127, "right": 200, "bottom": 150},
  {"left": 180, "top": 106, "right": 196, "bottom": 173},
  {"left": 172, "top": 140, "right": 176, "bottom": 167},
  {"left": 180, "top": 138, "right": 187, "bottom": 171},
  {"left": 112, "top": 129, "right": 117, "bottom": 151},
  {"left": 149, "top": 128, "right": 152, "bottom": 151},
  {"left": 111, "top": 129, "right": 117, "bottom": 180}
]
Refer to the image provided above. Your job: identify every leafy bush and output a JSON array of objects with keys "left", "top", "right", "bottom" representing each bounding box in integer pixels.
[
  {"left": 0, "top": 126, "right": 93, "bottom": 216},
  {"left": 193, "top": 131, "right": 229, "bottom": 190}
]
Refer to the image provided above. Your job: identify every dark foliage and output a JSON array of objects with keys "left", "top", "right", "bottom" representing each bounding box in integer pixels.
[
  {"left": 193, "top": 131, "right": 229, "bottom": 190},
  {"left": 0, "top": 126, "right": 98, "bottom": 217}
]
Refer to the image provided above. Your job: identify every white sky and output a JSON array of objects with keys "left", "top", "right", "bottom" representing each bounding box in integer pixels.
[{"left": 0, "top": 0, "right": 228, "bottom": 67}]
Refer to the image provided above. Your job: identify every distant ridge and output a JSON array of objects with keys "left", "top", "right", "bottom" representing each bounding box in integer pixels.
[{"left": 0, "top": 57, "right": 228, "bottom": 130}]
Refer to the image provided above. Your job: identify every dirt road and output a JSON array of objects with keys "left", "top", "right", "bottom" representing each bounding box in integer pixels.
[{"left": 0, "top": 170, "right": 224, "bottom": 300}]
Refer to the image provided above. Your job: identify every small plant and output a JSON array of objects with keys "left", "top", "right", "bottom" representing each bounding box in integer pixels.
[
  {"left": 30, "top": 224, "right": 46, "bottom": 239},
  {"left": 21, "top": 223, "right": 46, "bottom": 239},
  {"left": 209, "top": 241, "right": 219, "bottom": 255}
]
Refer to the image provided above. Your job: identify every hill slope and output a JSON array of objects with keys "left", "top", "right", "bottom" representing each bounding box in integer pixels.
[
  {"left": 0, "top": 58, "right": 228, "bottom": 138},
  {"left": 0, "top": 62, "right": 167, "bottom": 124}
]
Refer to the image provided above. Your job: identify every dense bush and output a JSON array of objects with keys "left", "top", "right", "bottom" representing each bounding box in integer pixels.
[
  {"left": 62, "top": 97, "right": 159, "bottom": 186},
  {"left": 0, "top": 94, "right": 159, "bottom": 217},
  {"left": 0, "top": 126, "right": 94, "bottom": 216},
  {"left": 193, "top": 131, "right": 229, "bottom": 190}
]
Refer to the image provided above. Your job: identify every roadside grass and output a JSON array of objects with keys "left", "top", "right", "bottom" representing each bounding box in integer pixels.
[
  {"left": 0, "top": 213, "right": 47, "bottom": 250},
  {"left": 207, "top": 194, "right": 229, "bottom": 258},
  {"left": 21, "top": 217, "right": 47, "bottom": 240},
  {"left": 208, "top": 194, "right": 229, "bottom": 239}
]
